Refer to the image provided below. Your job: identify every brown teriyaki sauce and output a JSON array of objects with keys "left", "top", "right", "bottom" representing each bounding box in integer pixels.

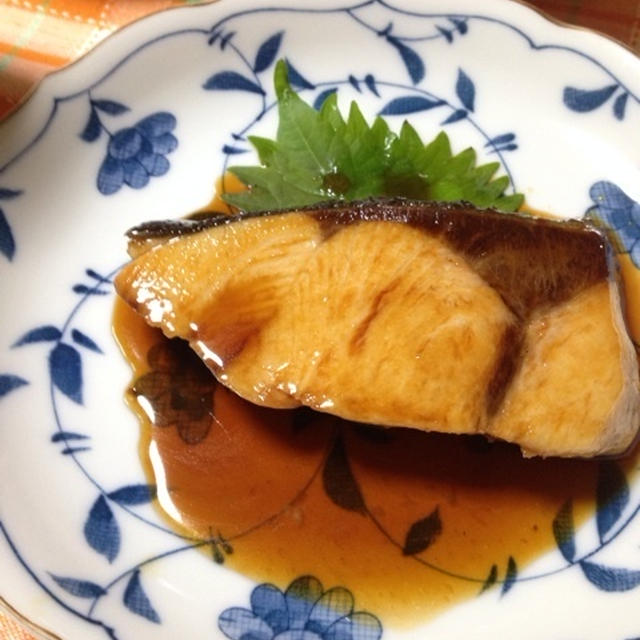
[
  {"left": 114, "top": 178, "right": 639, "bottom": 623},
  {"left": 113, "top": 293, "right": 639, "bottom": 625}
]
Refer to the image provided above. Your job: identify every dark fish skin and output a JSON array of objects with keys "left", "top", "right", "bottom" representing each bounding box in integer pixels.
[{"left": 128, "top": 198, "right": 602, "bottom": 243}]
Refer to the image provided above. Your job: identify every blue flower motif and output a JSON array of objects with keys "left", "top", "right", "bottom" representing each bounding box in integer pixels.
[
  {"left": 218, "top": 576, "right": 382, "bottom": 640},
  {"left": 97, "top": 112, "right": 178, "bottom": 195},
  {"left": 587, "top": 181, "right": 640, "bottom": 266}
]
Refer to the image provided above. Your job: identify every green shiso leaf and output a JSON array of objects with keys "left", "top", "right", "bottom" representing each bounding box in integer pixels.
[{"left": 224, "top": 60, "right": 523, "bottom": 213}]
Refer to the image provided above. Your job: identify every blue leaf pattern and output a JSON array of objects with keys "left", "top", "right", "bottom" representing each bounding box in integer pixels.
[
  {"left": 348, "top": 75, "right": 361, "bottom": 92},
  {"left": 313, "top": 88, "right": 337, "bottom": 111},
  {"left": 448, "top": 17, "right": 468, "bottom": 34},
  {"left": 0, "top": 208, "right": 16, "bottom": 261},
  {"left": 441, "top": 108, "right": 467, "bottom": 124},
  {"left": 253, "top": 31, "right": 284, "bottom": 73},
  {"left": 49, "top": 343, "right": 83, "bottom": 404},
  {"left": 386, "top": 36, "right": 425, "bottom": 84},
  {"left": 220, "top": 31, "right": 236, "bottom": 51},
  {"left": 73, "top": 283, "right": 109, "bottom": 296},
  {"left": 596, "top": 462, "right": 629, "bottom": 543},
  {"left": 222, "top": 145, "right": 248, "bottom": 155},
  {"left": 0, "top": 375, "right": 28, "bottom": 399},
  {"left": 379, "top": 96, "right": 444, "bottom": 116},
  {"left": 479, "top": 565, "right": 498, "bottom": 594},
  {"left": 80, "top": 108, "right": 102, "bottom": 142},
  {"left": 487, "top": 143, "right": 517, "bottom": 154},
  {"left": 436, "top": 26, "right": 453, "bottom": 43},
  {"left": 284, "top": 60, "right": 315, "bottom": 90},
  {"left": 563, "top": 84, "right": 618, "bottom": 112},
  {"left": 107, "top": 484, "right": 156, "bottom": 506},
  {"left": 0, "top": 188, "right": 22, "bottom": 260},
  {"left": 13, "top": 325, "right": 62, "bottom": 346},
  {"left": 364, "top": 74, "right": 379, "bottom": 97},
  {"left": 61, "top": 446, "right": 91, "bottom": 455},
  {"left": 580, "top": 561, "right": 640, "bottom": 592},
  {"left": 123, "top": 570, "right": 160, "bottom": 623},
  {"left": 501, "top": 556, "right": 518, "bottom": 596},
  {"left": 552, "top": 500, "right": 575, "bottom": 562},
  {"left": 455, "top": 68, "right": 475, "bottom": 111},
  {"left": 51, "top": 431, "right": 89, "bottom": 442},
  {"left": 51, "top": 575, "right": 106, "bottom": 598},
  {"left": 0, "top": 188, "right": 23, "bottom": 200},
  {"left": 485, "top": 133, "right": 516, "bottom": 147},
  {"left": 202, "top": 71, "right": 265, "bottom": 95},
  {"left": 84, "top": 495, "right": 120, "bottom": 563},
  {"left": 71, "top": 329, "right": 103, "bottom": 353},
  {"left": 92, "top": 99, "right": 129, "bottom": 115},
  {"left": 614, "top": 92, "right": 629, "bottom": 120}
]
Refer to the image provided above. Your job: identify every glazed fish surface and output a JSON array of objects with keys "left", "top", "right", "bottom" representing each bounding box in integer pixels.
[{"left": 115, "top": 199, "right": 640, "bottom": 458}]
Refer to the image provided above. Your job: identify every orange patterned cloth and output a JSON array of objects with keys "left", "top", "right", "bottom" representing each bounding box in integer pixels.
[
  {"left": 1, "top": 0, "right": 640, "bottom": 121},
  {"left": 0, "top": 0, "right": 639, "bottom": 638},
  {"left": 0, "top": 0, "right": 211, "bottom": 118},
  {"left": 0, "top": 613, "right": 34, "bottom": 640}
]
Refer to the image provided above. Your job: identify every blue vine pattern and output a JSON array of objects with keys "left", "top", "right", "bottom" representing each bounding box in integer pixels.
[
  {"left": 0, "top": 2, "right": 639, "bottom": 639},
  {"left": 0, "top": 265, "right": 332, "bottom": 638},
  {"left": 0, "top": 187, "right": 22, "bottom": 262},
  {"left": 203, "top": 29, "right": 520, "bottom": 194},
  {"left": 0, "top": 268, "right": 220, "bottom": 638},
  {"left": 564, "top": 84, "right": 631, "bottom": 119},
  {"left": 11, "top": 269, "right": 112, "bottom": 408},
  {"left": 4, "top": 184, "right": 634, "bottom": 638},
  {"left": 205, "top": 0, "right": 640, "bottom": 122}
]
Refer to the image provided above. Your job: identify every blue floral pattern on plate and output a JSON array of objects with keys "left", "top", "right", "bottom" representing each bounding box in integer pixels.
[
  {"left": 92, "top": 111, "right": 178, "bottom": 195},
  {"left": 1, "top": 1, "right": 640, "bottom": 639},
  {"left": 77, "top": 99, "right": 178, "bottom": 196},
  {"left": 219, "top": 576, "right": 382, "bottom": 640},
  {"left": 587, "top": 181, "right": 640, "bottom": 267}
]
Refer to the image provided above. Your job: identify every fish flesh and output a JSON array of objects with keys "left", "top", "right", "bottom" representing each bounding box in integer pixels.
[{"left": 115, "top": 199, "right": 640, "bottom": 457}]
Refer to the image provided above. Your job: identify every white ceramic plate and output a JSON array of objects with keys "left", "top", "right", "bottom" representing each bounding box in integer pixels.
[{"left": 2, "top": 1, "right": 640, "bottom": 638}]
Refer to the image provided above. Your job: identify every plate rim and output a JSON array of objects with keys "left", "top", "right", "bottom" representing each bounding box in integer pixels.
[{"left": 2, "top": 0, "right": 640, "bottom": 638}]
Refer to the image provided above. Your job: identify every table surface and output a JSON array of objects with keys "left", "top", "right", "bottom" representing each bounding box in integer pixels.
[{"left": 1, "top": 0, "right": 639, "bottom": 637}]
